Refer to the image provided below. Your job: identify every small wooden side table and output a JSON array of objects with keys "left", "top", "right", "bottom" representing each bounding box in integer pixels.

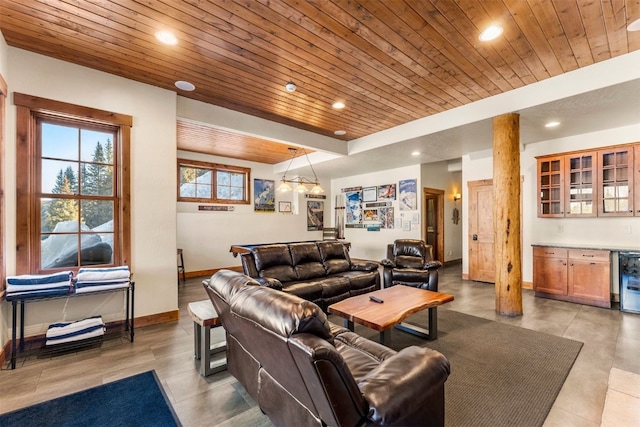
[{"left": 187, "top": 300, "right": 227, "bottom": 376}]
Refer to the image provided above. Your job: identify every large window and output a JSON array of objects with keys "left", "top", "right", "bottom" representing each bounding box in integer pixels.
[
  {"left": 177, "top": 159, "right": 250, "bottom": 204},
  {"left": 15, "top": 94, "right": 131, "bottom": 274}
]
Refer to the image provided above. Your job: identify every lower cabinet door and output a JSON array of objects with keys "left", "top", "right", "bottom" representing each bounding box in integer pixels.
[
  {"left": 568, "top": 259, "right": 611, "bottom": 307},
  {"left": 533, "top": 256, "right": 567, "bottom": 296}
]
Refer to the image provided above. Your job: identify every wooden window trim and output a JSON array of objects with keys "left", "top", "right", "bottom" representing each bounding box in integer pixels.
[
  {"left": 14, "top": 93, "right": 131, "bottom": 274},
  {"left": 177, "top": 158, "right": 250, "bottom": 204},
  {"left": 0, "top": 74, "right": 6, "bottom": 296}
]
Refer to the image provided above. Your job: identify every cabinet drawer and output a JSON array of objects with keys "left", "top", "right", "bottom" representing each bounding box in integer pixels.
[
  {"left": 534, "top": 247, "right": 568, "bottom": 258},
  {"left": 568, "top": 249, "right": 610, "bottom": 263}
]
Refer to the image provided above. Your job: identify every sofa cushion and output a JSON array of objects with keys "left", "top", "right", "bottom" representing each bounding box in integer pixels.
[
  {"left": 231, "top": 282, "right": 332, "bottom": 340},
  {"left": 318, "top": 241, "right": 351, "bottom": 274},
  {"left": 340, "top": 271, "right": 380, "bottom": 290},
  {"left": 282, "top": 281, "right": 323, "bottom": 303},
  {"left": 289, "top": 243, "right": 327, "bottom": 280},
  {"left": 316, "top": 276, "right": 351, "bottom": 298},
  {"left": 395, "top": 255, "right": 424, "bottom": 269},
  {"left": 253, "top": 245, "right": 298, "bottom": 282}
]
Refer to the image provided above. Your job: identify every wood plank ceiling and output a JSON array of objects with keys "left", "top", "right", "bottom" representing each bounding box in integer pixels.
[{"left": 1, "top": 0, "right": 639, "bottom": 163}]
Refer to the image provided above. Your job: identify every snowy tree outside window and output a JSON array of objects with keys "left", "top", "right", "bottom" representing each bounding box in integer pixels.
[{"left": 39, "top": 120, "right": 117, "bottom": 269}]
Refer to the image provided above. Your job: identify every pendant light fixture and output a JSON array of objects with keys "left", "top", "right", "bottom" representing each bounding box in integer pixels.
[{"left": 277, "top": 148, "right": 324, "bottom": 194}]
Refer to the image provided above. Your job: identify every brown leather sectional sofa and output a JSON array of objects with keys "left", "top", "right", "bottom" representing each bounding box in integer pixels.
[
  {"left": 239, "top": 241, "right": 380, "bottom": 311},
  {"left": 204, "top": 269, "right": 450, "bottom": 427}
]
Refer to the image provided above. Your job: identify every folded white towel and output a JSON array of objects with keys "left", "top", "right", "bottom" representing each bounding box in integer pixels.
[
  {"left": 74, "top": 283, "right": 130, "bottom": 293},
  {"left": 46, "top": 316, "right": 105, "bottom": 339},
  {"left": 6, "top": 280, "right": 71, "bottom": 293},
  {"left": 76, "top": 266, "right": 130, "bottom": 283},
  {"left": 46, "top": 327, "right": 105, "bottom": 346},
  {"left": 7, "top": 271, "right": 72, "bottom": 287}
]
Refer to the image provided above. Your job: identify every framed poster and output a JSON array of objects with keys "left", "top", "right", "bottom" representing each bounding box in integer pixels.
[
  {"left": 399, "top": 179, "right": 417, "bottom": 210},
  {"left": 345, "top": 190, "right": 362, "bottom": 224},
  {"left": 362, "top": 186, "right": 377, "bottom": 202},
  {"left": 380, "top": 206, "right": 394, "bottom": 229},
  {"left": 254, "top": 179, "right": 275, "bottom": 212},
  {"left": 278, "top": 201, "right": 292, "bottom": 213},
  {"left": 307, "top": 201, "right": 324, "bottom": 231},
  {"left": 378, "top": 183, "right": 396, "bottom": 200}
]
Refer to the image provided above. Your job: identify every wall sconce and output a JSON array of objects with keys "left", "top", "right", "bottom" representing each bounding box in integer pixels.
[
  {"left": 452, "top": 193, "right": 461, "bottom": 224},
  {"left": 277, "top": 147, "right": 324, "bottom": 194}
]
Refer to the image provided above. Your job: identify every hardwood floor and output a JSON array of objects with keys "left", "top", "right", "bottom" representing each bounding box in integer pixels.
[{"left": 2, "top": 264, "right": 639, "bottom": 426}]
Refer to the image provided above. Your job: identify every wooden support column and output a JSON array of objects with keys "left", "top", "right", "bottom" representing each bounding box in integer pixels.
[{"left": 493, "top": 113, "right": 523, "bottom": 316}]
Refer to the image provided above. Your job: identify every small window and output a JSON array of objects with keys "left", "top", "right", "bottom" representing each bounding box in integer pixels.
[{"left": 178, "top": 159, "right": 250, "bottom": 204}]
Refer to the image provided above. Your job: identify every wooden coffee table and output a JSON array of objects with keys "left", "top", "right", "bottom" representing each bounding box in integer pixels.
[{"left": 328, "top": 285, "right": 454, "bottom": 345}]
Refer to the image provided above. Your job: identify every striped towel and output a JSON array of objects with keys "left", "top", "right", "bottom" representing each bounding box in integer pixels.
[
  {"left": 46, "top": 316, "right": 105, "bottom": 346},
  {"left": 75, "top": 282, "right": 130, "bottom": 293},
  {"left": 6, "top": 271, "right": 73, "bottom": 300},
  {"left": 76, "top": 266, "right": 130, "bottom": 284},
  {"left": 5, "top": 286, "right": 72, "bottom": 301}
]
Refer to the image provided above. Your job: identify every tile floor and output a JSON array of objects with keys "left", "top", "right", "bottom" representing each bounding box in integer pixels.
[{"left": 1, "top": 263, "right": 639, "bottom": 426}]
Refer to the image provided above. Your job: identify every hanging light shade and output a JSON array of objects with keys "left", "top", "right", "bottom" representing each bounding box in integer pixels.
[{"left": 278, "top": 148, "right": 324, "bottom": 194}]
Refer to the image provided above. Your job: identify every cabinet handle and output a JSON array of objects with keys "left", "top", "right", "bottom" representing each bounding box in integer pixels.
[
  {"left": 545, "top": 251, "right": 555, "bottom": 255},
  {"left": 582, "top": 254, "right": 594, "bottom": 257}
]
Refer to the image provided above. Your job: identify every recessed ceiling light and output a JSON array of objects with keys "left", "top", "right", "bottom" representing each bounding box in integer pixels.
[
  {"left": 155, "top": 30, "right": 178, "bottom": 45},
  {"left": 628, "top": 18, "right": 640, "bottom": 32},
  {"left": 334, "top": 130, "right": 346, "bottom": 136},
  {"left": 479, "top": 24, "right": 503, "bottom": 41},
  {"left": 175, "top": 81, "right": 195, "bottom": 91},
  {"left": 411, "top": 151, "right": 421, "bottom": 156},
  {"left": 545, "top": 121, "right": 560, "bottom": 128},
  {"left": 285, "top": 82, "right": 297, "bottom": 92},
  {"left": 332, "top": 101, "right": 345, "bottom": 109}
]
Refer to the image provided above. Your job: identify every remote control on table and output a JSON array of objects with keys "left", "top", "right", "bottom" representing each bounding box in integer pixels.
[{"left": 369, "top": 296, "right": 384, "bottom": 303}]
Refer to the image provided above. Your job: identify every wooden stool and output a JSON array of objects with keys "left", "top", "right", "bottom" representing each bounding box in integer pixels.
[
  {"left": 187, "top": 300, "right": 227, "bottom": 376},
  {"left": 177, "top": 249, "right": 186, "bottom": 285}
]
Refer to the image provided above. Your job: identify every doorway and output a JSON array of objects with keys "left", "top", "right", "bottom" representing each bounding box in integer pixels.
[{"left": 423, "top": 188, "right": 444, "bottom": 264}]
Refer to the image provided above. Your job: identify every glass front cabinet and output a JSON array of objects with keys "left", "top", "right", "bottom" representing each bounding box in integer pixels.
[{"left": 537, "top": 142, "right": 640, "bottom": 218}]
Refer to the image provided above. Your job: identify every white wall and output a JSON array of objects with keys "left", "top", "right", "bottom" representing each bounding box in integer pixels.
[
  {"left": 2, "top": 47, "right": 178, "bottom": 339},
  {"left": 177, "top": 150, "right": 329, "bottom": 272},
  {"left": 331, "top": 164, "right": 421, "bottom": 261},
  {"left": 462, "top": 124, "right": 640, "bottom": 285}
]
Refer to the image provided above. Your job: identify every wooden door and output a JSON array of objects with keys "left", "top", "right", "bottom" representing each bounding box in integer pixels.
[
  {"left": 468, "top": 180, "right": 495, "bottom": 283},
  {"left": 423, "top": 188, "right": 444, "bottom": 264}
]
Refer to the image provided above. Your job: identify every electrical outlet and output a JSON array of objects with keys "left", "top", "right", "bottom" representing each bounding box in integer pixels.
[
  {"left": 624, "top": 225, "right": 632, "bottom": 234},
  {"left": 558, "top": 225, "right": 563, "bottom": 233}
]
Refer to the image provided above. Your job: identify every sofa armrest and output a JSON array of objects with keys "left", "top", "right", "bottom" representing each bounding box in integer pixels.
[
  {"left": 423, "top": 260, "right": 443, "bottom": 270},
  {"left": 350, "top": 260, "right": 379, "bottom": 272},
  {"left": 255, "top": 277, "right": 283, "bottom": 291},
  {"left": 358, "top": 346, "right": 450, "bottom": 425},
  {"left": 379, "top": 258, "right": 395, "bottom": 268}
]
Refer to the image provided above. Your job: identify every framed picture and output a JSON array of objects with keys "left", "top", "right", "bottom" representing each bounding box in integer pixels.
[
  {"left": 254, "top": 179, "right": 275, "bottom": 212},
  {"left": 362, "top": 186, "right": 377, "bottom": 202},
  {"left": 378, "top": 184, "right": 396, "bottom": 200},
  {"left": 278, "top": 201, "right": 292, "bottom": 213},
  {"left": 399, "top": 179, "right": 417, "bottom": 210},
  {"left": 307, "top": 201, "right": 324, "bottom": 231},
  {"left": 345, "top": 190, "right": 362, "bottom": 224}
]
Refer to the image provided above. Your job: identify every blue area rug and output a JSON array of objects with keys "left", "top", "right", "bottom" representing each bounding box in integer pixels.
[{"left": 0, "top": 370, "right": 181, "bottom": 427}]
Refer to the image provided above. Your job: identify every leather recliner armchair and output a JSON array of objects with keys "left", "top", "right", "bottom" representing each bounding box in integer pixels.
[
  {"left": 204, "top": 269, "right": 450, "bottom": 427},
  {"left": 381, "top": 239, "right": 442, "bottom": 291}
]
